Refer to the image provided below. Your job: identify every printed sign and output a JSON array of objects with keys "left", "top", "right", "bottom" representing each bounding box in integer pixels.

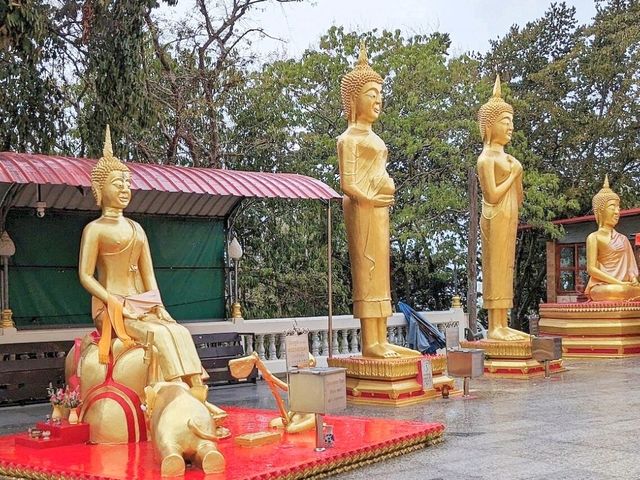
[
  {"left": 285, "top": 334, "right": 310, "bottom": 370},
  {"left": 445, "top": 327, "right": 460, "bottom": 349},
  {"left": 417, "top": 358, "right": 433, "bottom": 391}
]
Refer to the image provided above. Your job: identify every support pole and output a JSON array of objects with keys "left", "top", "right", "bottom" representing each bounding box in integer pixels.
[
  {"left": 467, "top": 166, "right": 478, "bottom": 334},
  {"left": 327, "top": 202, "right": 333, "bottom": 359}
]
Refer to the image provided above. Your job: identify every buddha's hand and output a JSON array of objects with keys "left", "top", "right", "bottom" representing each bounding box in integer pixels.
[
  {"left": 123, "top": 306, "right": 141, "bottom": 321},
  {"left": 509, "top": 157, "right": 523, "bottom": 176},
  {"left": 155, "top": 306, "right": 176, "bottom": 323},
  {"left": 371, "top": 193, "right": 395, "bottom": 207}
]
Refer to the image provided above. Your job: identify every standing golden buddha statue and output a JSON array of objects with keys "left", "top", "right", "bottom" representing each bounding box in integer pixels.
[
  {"left": 337, "top": 42, "right": 419, "bottom": 358},
  {"left": 477, "top": 75, "right": 528, "bottom": 341},
  {"left": 585, "top": 176, "right": 640, "bottom": 301}
]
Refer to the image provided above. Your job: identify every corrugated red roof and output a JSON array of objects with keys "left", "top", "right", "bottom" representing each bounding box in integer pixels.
[
  {"left": 0, "top": 152, "right": 340, "bottom": 218},
  {"left": 0, "top": 152, "right": 340, "bottom": 201}
]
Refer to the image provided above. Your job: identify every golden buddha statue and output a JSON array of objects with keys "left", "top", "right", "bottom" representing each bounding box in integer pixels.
[
  {"left": 78, "top": 126, "right": 208, "bottom": 398},
  {"left": 477, "top": 75, "right": 528, "bottom": 341},
  {"left": 338, "top": 42, "right": 419, "bottom": 358},
  {"left": 585, "top": 176, "right": 640, "bottom": 301}
]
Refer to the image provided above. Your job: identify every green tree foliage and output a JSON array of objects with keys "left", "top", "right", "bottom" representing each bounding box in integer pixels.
[{"left": 0, "top": 0, "right": 64, "bottom": 152}]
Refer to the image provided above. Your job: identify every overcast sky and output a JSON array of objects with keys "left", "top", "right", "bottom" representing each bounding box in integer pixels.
[{"left": 240, "top": 0, "right": 598, "bottom": 59}]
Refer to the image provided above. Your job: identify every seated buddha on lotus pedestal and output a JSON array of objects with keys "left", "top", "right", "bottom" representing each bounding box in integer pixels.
[{"left": 539, "top": 178, "right": 640, "bottom": 358}]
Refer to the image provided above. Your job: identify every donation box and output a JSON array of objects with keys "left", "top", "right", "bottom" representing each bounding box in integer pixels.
[
  {"left": 447, "top": 349, "right": 484, "bottom": 378},
  {"left": 289, "top": 367, "right": 347, "bottom": 415},
  {"left": 531, "top": 336, "right": 562, "bottom": 362}
]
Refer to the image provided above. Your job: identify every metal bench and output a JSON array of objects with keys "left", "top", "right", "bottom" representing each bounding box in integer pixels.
[
  {"left": 0, "top": 341, "right": 73, "bottom": 405},
  {"left": 192, "top": 332, "right": 257, "bottom": 386}
]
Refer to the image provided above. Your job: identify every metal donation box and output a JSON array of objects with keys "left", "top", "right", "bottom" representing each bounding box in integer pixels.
[
  {"left": 289, "top": 367, "right": 347, "bottom": 415},
  {"left": 447, "top": 349, "right": 485, "bottom": 379},
  {"left": 531, "top": 336, "right": 562, "bottom": 362}
]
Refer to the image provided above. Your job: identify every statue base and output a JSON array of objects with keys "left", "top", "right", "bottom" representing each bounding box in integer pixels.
[
  {"left": 327, "top": 355, "right": 461, "bottom": 406},
  {"left": 459, "top": 339, "right": 565, "bottom": 379},
  {"left": 539, "top": 301, "right": 640, "bottom": 358}
]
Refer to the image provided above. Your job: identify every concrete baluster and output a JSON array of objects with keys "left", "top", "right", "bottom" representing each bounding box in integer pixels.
[{"left": 256, "top": 334, "right": 266, "bottom": 360}]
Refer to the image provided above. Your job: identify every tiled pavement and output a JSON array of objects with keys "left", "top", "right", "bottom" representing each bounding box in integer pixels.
[{"left": 1, "top": 357, "right": 638, "bottom": 479}]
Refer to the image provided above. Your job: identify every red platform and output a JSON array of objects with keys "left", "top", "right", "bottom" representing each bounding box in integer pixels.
[{"left": 0, "top": 407, "right": 444, "bottom": 480}]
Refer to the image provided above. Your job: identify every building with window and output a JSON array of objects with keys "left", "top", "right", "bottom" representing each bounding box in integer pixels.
[{"left": 545, "top": 208, "right": 640, "bottom": 303}]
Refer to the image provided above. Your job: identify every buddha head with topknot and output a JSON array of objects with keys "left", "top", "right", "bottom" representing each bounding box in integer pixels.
[
  {"left": 340, "top": 40, "right": 384, "bottom": 125},
  {"left": 91, "top": 125, "right": 131, "bottom": 208},
  {"left": 478, "top": 75, "right": 514, "bottom": 145},
  {"left": 592, "top": 175, "right": 621, "bottom": 227}
]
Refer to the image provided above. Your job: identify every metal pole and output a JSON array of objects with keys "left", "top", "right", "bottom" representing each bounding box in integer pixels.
[
  {"left": 2, "top": 256, "right": 7, "bottom": 310},
  {"left": 467, "top": 166, "right": 478, "bottom": 334},
  {"left": 544, "top": 360, "right": 550, "bottom": 378},
  {"left": 234, "top": 259, "right": 239, "bottom": 305},
  {"left": 463, "top": 377, "right": 470, "bottom": 396},
  {"left": 327, "top": 202, "right": 334, "bottom": 359},
  {"left": 0, "top": 260, "right": 4, "bottom": 311},
  {"left": 314, "top": 413, "right": 325, "bottom": 452}
]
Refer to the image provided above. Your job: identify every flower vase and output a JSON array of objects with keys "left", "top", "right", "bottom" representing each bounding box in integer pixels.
[
  {"left": 68, "top": 407, "right": 79, "bottom": 425},
  {"left": 51, "top": 404, "right": 63, "bottom": 421}
]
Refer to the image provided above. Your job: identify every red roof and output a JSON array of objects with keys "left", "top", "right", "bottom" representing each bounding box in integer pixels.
[
  {"left": 0, "top": 152, "right": 340, "bottom": 217},
  {"left": 519, "top": 207, "right": 640, "bottom": 231}
]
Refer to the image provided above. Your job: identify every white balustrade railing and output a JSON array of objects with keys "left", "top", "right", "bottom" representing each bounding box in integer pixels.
[{"left": 0, "top": 308, "right": 467, "bottom": 374}]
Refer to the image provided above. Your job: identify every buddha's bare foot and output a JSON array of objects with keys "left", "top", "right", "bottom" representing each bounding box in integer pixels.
[
  {"left": 383, "top": 342, "right": 422, "bottom": 357},
  {"left": 488, "top": 327, "right": 528, "bottom": 341},
  {"left": 362, "top": 343, "right": 400, "bottom": 358}
]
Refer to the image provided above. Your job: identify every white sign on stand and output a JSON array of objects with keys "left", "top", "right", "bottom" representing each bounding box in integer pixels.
[
  {"left": 285, "top": 334, "right": 310, "bottom": 370},
  {"left": 417, "top": 358, "right": 433, "bottom": 390}
]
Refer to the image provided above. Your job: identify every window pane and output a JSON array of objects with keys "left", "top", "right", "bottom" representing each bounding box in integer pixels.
[
  {"left": 578, "top": 245, "right": 587, "bottom": 267},
  {"left": 560, "top": 271, "right": 575, "bottom": 291},
  {"left": 560, "top": 247, "right": 575, "bottom": 268},
  {"left": 578, "top": 270, "right": 589, "bottom": 290}
]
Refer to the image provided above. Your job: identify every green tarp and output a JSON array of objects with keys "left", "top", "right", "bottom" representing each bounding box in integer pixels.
[{"left": 6, "top": 209, "right": 226, "bottom": 328}]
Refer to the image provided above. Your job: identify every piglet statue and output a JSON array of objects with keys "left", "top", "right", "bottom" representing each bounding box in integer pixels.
[{"left": 144, "top": 382, "right": 225, "bottom": 477}]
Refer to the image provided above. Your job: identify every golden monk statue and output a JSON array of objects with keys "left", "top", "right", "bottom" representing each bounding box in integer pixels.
[
  {"left": 338, "top": 42, "right": 419, "bottom": 358},
  {"left": 78, "top": 127, "right": 209, "bottom": 397},
  {"left": 585, "top": 176, "right": 640, "bottom": 301},
  {"left": 477, "top": 75, "right": 528, "bottom": 341}
]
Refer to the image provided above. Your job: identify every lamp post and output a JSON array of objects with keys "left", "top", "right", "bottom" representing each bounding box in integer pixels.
[
  {"left": 0, "top": 231, "right": 15, "bottom": 330},
  {"left": 228, "top": 237, "right": 243, "bottom": 320}
]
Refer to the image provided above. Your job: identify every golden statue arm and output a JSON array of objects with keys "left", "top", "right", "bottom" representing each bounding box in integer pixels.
[
  {"left": 338, "top": 141, "right": 393, "bottom": 207},
  {"left": 228, "top": 352, "right": 289, "bottom": 425},
  {"left": 477, "top": 157, "right": 521, "bottom": 205},
  {"left": 78, "top": 225, "right": 110, "bottom": 304}
]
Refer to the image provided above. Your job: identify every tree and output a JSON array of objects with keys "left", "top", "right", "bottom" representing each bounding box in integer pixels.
[{"left": 0, "top": 0, "right": 64, "bottom": 152}]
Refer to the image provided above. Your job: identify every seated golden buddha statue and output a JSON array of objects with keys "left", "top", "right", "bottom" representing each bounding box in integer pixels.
[
  {"left": 585, "top": 177, "right": 640, "bottom": 302},
  {"left": 337, "top": 42, "right": 419, "bottom": 359},
  {"left": 78, "top": 127, "right": 208, "bottom": 400}
]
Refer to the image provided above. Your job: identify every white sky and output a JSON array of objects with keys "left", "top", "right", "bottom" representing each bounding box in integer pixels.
[{"left": 244, "top": 0, "right": 598, "bottom": 59}]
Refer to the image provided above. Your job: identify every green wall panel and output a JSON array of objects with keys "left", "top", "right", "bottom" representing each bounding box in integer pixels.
[{"left": 6, "top": 209, "right": 226, "bottom": 328}]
